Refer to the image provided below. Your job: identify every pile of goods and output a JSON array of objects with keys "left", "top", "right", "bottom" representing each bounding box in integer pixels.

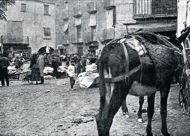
[{"left": 78, "top": 63, "right": 99, "bottom": 88}]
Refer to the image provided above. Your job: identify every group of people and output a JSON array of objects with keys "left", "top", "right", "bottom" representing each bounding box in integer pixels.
[
  {"left": 0, "top": 50, "right": 98, "bottom": 90},
  {"left": 66, "top": 54, "right": 99, "bottom": 90},
  {"left": 29, "top": 52, "right": 45, "bottom": 84}
]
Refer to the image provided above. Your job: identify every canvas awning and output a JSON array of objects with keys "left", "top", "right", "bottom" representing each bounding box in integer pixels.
[
  {"left": 89, "top": 14, "right": 96, "bottom": 27},
  {"left": 63, "top": 21, "right": 69, "bottom": 32},
  {"left": 57, "top": 44, "right": 65, "bottom": 49},
  {"left": 75, "top": 17, "right": 81, "bottom": 26},
  {"left": 38, "top": 46, "right": 54, "bottom": 54}
]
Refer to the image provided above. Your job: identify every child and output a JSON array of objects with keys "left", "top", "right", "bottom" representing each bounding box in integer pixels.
[{"left": 67, "top": 60, "right": 76, "bottom": 90}]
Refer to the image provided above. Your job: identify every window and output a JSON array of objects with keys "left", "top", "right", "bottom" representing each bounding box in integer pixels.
[
  {"left": 91, "top": 26, "right": 96, "bottom": 41},
  {"left": 152, "top": 0, "right": 177, "bottom": 15},
  {"left": 134, "top": 0, "right": 177, "bottom": 16},
  {"left": 63, "top": 21, "right": 69, "bottom": 34},
  {"left": 44, "top": 28, "right": 51, "bottom": 37},
  {"left": 76, "top": 25, "right": 82, "bottom": 42},
  {"left": 21, "top": 3, "right": 26, "bottom": 12},
  {"left": 106, "top": 8, "right": 116, "bottom": 28},
  {"left": 44, "top": 5, "right": 49, "bottom": 15}
]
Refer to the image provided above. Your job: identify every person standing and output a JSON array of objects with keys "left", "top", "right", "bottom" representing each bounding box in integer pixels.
[
  {"left": 0, "top": 52, "right": 9, "bottom": 86},
  {"left": 29, "top": 53, "right": 40, "bottom": 84},
  {"left": 52, "top": 54, "right": 61, "bottom": 79},
  {"left": 81, "top": 55, "right": 87, "bottom": 72},
  {"left": 37, "top": 52, "right": 45, "bottom": 84},
  {"left": 67, "top": 60, "right": 76, "bottom": 90}
]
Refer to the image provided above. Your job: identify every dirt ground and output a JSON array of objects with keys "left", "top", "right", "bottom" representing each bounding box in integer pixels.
[{"left": 0, "top": 78, "right": 190, "bottom": 136}]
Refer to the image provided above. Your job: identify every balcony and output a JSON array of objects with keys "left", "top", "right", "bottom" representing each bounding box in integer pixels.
[
  {"left": 87, "top": 2, "right": 97, "bottom": 14},
  {"left": 102, "top": 28, "right": 115, "bottom": 40},
  {"left": 1, "top": 35, "right": 29, "bottom": 45},
  {"left": 133, "top": 0, "right": 177, "bottom": 19},
  {"left": 73, "top": 7, "right": 82, "bottom": 18}
]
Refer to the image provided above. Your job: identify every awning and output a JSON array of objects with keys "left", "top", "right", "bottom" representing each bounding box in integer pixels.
[
  {"left": 75, "top": 17, "right": 81, "bottom": 26},
  {"left": 89, "top": 14, "right": 96, "bottom": 27},
  {"left": 126, "top": 23, "right": 177, "bottom": 33},
  {"left": 63, "top": 21, "right": 69, "bottom": 32},
  {"left": 57, "top": 44, "right": 66, "bottom": 49},
  {"left": 38, "top": 46, "right": 54, "bottom": 54}
]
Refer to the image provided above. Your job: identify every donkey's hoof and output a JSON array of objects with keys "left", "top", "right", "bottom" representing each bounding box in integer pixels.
[{"left": 138, "top": 118, "right": 143, "bottom": 123}]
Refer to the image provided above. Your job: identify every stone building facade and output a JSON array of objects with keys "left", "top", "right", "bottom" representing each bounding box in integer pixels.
[
  {"left": 55, "top": 0, "right": 135, "bottom": 57},
  {"left": 0, "top": 0, "right": 178, "bottom": 57},
  {"left": 126, "top": 0, "right": 177, "bottom": 37},
  {"left": 56, "top": 0, "right": 178, "bottom": 57},
  {"left": 0, "top": 0, "right": 56, "bottom": 57}
]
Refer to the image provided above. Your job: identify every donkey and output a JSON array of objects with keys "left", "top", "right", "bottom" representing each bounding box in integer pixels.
[
  {"left": 96, "top": 31, "right": 184, "bottom": 136},
  {"left": 121, "top": 27, "right": 190, "bottom": 123}
]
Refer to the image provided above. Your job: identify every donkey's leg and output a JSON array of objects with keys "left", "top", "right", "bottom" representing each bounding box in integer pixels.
[
  {"left": 146, "top": 94, "right": 155, "bottom": 136},
  {"left": 1, "top": 75, "right": 5, "bottom": 86},
  {"left": 96, "top": 84, "right": 127, "bottom": 136},
  {"left": 138, "top": 96, "right": 144, "bottom": 122},
  {"left": 160, "top": 85, "right": 170, "bottom": 136},
  {"left": 121, "top": 97, "right": 129, "bottom": 118}
]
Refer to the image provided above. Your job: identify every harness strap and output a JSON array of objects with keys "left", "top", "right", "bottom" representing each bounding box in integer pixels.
[
  {"left": 104, "top": 65, "right": 141, "bottom": 83},
  {"left": 120, "top": 41, "right": 129, "bottom": 84}
]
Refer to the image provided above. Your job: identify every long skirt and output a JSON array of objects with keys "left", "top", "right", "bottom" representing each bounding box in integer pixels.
[{"left": 31, "top": 64, "right": 40, "bottom": 81}]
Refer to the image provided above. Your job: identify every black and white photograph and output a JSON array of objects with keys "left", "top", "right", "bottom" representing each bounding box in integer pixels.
[{"left": 0, "top": 0, "right": 190, "bottom": 135}]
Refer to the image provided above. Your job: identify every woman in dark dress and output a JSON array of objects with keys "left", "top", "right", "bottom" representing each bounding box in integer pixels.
[{"left": 29, "top": 53, "right": 40, "bottom": 84}]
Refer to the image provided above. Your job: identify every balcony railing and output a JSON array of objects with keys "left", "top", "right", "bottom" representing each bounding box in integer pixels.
[
  {"left": 2, "top": 35, "right": 29, "bottom": 44},
  {"left": 134, "top": 0, "right": 177, "bottom": 19}
]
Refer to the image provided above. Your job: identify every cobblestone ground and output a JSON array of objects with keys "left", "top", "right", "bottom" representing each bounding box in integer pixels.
[{"left": 0, "top": 78, "right": 190, "bottom": 136}]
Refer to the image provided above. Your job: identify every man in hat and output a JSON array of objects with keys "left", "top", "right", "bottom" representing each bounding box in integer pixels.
[{"left": 81, "top": 55, "right": 87, "bottom": 72}]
